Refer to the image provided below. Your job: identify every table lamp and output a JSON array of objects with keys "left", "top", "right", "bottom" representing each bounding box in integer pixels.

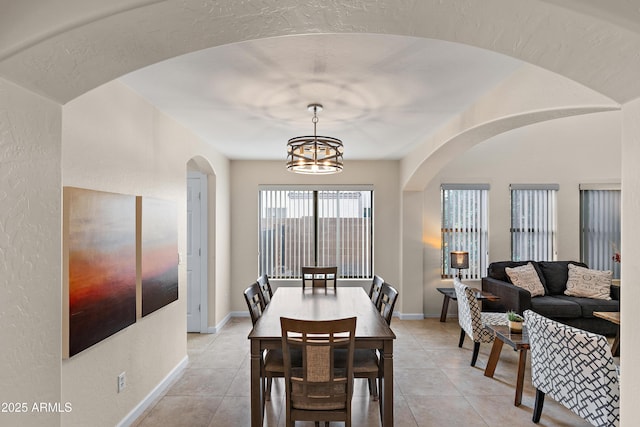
[{"left": 450, "top": 251, "right": 469, "bottom": 279}]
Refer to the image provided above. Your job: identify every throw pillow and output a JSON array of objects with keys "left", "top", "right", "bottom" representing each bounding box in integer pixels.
[
  {"left": 505, "top": 262, "right": 546, "bottom": 297},
  {"left": 564, "top": 264, "right": 612, "bottom": 300}
]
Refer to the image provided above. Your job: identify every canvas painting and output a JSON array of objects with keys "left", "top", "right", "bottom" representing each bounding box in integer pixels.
[
  {"left": 63, "top": 187, "right": 137, "bottom": 358},
  {"left": 140, "top": 197, "right": 178, "bottom": 317}
]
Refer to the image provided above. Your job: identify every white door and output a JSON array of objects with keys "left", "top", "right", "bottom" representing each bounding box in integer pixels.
[{"left": 187, "top": 173, "right": 203, "bottom": 332}]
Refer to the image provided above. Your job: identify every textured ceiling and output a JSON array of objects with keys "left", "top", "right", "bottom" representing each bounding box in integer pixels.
[{"left": 120, "top": 34, "right": 521, "bottom": 160}]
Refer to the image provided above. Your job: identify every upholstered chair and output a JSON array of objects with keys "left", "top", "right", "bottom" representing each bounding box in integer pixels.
[
  {"left": 453, "top": 278, "right": 507, "bottom": 366},
  {"left": 524, "top": 310, "right": 620, "bottom": 426}
]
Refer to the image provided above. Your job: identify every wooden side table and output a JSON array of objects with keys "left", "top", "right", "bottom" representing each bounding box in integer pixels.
[
  {"left": 484, "top": 324, "right": 530, "bottom": 406},
  {"left": 436, "top": 287, "right": 499, "bottom": 322},
  {"left": 593, "top": 311, "right": 620, "bottom": 356}
]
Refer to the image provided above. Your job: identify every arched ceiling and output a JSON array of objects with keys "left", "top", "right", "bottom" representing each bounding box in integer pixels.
[
  {"left": 0, "top": 0, "right": 635, "bottom": 189},
  {"left": 1, "top": 0, "right": 639, "bottom": 104}
]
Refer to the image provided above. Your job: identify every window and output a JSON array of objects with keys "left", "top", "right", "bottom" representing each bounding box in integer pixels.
[
  {"left": 441, "top": 184, "right": 489, "bottom": 279},
  {"left": 580, "top": 184, "right": 621, "bottom": 279},
  {"left": 258, "top": 186, "right": 373, "bottom": 279},
  {"left": 510, "top": 184, "right": 558, "bottom": 261}
]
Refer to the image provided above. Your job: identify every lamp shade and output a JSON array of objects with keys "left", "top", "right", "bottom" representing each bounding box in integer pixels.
[{"left": 450, "top": 251, "right": 469, "bottom": 270}]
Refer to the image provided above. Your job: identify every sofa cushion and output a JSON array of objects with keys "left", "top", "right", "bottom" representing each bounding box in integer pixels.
[
  {"left": 553, "top": 295, "right": 619, "bottom": 318},
  {"left": 488, "top": 261, "right": 545, "bottom": 287},
  {"left": 505, "top": 263, "right": 545, "bottom": 297},
  {"left": 564, "top": 264, "right": 612, "bottom": 300},
  {"left": 537, "top": 261, "right": 587, "bottom": 295},
  {"left": 530, "top": 296, "right": 582, "bottom": 319}
]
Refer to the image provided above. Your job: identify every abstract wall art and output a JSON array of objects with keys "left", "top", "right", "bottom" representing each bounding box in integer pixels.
[
  {"left": 139, "top": 197, "right": 179, "bottom": 317},
  {"left": 63, "top": 187, "right": 137, "bottom": 358}
]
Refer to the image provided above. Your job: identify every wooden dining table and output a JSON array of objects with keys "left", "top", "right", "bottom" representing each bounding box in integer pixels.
[{"left": 248, "top": 286, "right": 396, "bottom": 427}]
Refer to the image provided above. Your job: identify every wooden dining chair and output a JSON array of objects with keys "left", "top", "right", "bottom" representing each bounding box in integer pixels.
[
  {"left": 350, "top": 281, "right": 400, "bottom": 402},
  {"left": 280, "top": 316, "right": 357, "bottom": 427},
  {"left": 301, "top": 266, "right": 337, "bottom": 290},
  {"left": 257, "top": 274, "right": 273, "bottom": 305},
  {"left": 377, "top": 282, "right": 399, "bottom": 326},
  {"left": 244, "top": 282, "right": 286, "bottom": 401},
  {"left": 368, "top": 275, "right": 384, "bottom": 307}
]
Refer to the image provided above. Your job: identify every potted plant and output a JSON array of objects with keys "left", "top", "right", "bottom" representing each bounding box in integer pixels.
[{"left": 507, "top": 311, "right": 524, "bottom": 333}]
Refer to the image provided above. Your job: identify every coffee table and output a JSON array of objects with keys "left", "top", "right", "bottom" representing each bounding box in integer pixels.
[
  {"left": 436, "top": 287, "right": 499, "bottom": 322},
  {"left": 483, "top": 324, "right": 530, "bottom": 406},
  {"left": 594, "top": 311, "right": 620, "bottom": 356}
]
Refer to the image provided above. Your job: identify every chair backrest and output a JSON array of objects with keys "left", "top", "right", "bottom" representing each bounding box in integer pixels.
[
  {"left": 453, "top": 278, "right": 484, "bottom": 341},
  {"left": 368, "top": 274, "right": 384, "bottom": 306},
  {"left": 256, "top": 274, "right": 273, "bottom": 305},
  {"left": 524, "top": 310, "right": 620, "bottom": 426},
  {"left": 243, "top": 282, "right": 265, "bottom": 325},
  {"left": 280, "top": 317, "right": 356, "bottom": 421},
  {"left": 301, "top": 266, "right": 337, "bottom": 289},
  {"left": 377, "top": 282, "right": 398, "bottom": 325}
]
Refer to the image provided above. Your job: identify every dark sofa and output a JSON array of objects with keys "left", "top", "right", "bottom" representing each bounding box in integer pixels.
[{"left": 482, "top": 260, "right": 620, "bottom": 336}]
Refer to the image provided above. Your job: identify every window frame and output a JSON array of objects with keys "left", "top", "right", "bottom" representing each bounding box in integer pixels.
[
  {"left": 440, "top": 184, "right": 489, "bottom": 280},
  {"left": 258, "top": 185, "right": 374, "bottom": 280},
  {"left": 579, "top": 183, "right": 621, "bottom": 279},
  {"left": 510, "top": 184, "right": 558, "bottom": 262}
]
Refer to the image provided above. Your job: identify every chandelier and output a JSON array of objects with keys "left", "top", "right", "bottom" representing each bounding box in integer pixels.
[{"left": 286, "top": 104, "right": 344, "bottom": 174}]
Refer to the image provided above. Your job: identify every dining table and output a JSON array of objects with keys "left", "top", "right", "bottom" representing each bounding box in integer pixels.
[{"left": 248, "top": 286, "right": 396, "bottom": 427}]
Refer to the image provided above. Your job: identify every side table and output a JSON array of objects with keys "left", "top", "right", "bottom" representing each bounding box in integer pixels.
[
  {"left": 436, "top": 287, "right": 499, "bottom": 322},
  {"left": 483, "top": 324, "right": 530, "bottom": 406}
]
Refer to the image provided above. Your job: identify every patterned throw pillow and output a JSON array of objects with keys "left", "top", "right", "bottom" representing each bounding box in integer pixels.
[
  {"left": 564, "top": 264, "right": 612, "bottom": 300},
  {"left": 505, "top": 262, "right": 546, "bottom": 297}
]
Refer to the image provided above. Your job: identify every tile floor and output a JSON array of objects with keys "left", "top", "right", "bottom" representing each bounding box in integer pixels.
[{"left": 132, "top": 317, "right": 602, "bottom": 426}]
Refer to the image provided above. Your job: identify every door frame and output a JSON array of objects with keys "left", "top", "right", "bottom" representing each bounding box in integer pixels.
[{"left": 188, "top": 171, "right": 209, "bottom": 333}]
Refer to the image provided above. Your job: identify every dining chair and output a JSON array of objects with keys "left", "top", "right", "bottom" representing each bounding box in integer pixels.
[
  {"left": 257, "top": 273, "right": 273, "bottom": 305},
  {"left": 453, "top": 278, "right": 508, "bottom": 366},
  {"left": 243, "top": 282, "right": 286, "bottom": 401},
  {"left": 524, "top": 310, "right": 620, "bottom": 426},
  {"left": 348, "top": 281, "right": 399, "bottom": 403},
  {"left": 280, "top": 316, "right": 357, "bottom": 427},
  {"left": 377, "top": 282, "right": 399, "bottom": 325},
  {"left": 368, "top": 274, "right": 384, "bottom": 307},
  {"left": 301, "top": 266, "right": 337, "bottom": 290}
]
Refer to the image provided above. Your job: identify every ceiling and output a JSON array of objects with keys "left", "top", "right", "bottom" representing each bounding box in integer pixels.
[{"left": 119, "top": 33, "right": 522, "bottom": 161}]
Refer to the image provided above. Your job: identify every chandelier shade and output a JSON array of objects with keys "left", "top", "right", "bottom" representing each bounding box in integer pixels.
[{"left": 286, "top": 104, "right": 344, "bottom": 174}]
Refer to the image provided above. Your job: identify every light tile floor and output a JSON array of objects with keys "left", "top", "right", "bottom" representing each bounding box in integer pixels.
[{"left": 133, "top": 317, "right": 605, "bottom": 426}]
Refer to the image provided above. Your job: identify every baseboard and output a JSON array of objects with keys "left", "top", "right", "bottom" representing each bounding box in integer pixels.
[
  {"left": 396, "top": 312, "right": 425, "bottom": 320},
  {"left": 116, "top": 355, "right": 189, "bottom": 427}
]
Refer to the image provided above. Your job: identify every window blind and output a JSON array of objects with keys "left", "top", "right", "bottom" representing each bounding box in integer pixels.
[
  {"left": 441, "top": 184, "right": 489, "bottom": 279},
  {"left": 510, "top": 185, "right": 558, "bottom": 261},
  {"left": 580, "top": 187, "right": 621, "bottom": 279},
  {"left": 259, "top": 187, "right": 373, "bottom": 279}
]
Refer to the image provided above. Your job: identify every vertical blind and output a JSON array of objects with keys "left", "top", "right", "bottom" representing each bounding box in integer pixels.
[
  {"left": 580, "top": 185, "right": 621, "bottom": 279},
  {"left": 441, "top": 184, "right": 489, "bottom": 279},
  {"left": 259, "top": 186, "right": 373, "bottom": 279},
  {"left": 510, "top": 184, "right": 558, "bottom": 261}
]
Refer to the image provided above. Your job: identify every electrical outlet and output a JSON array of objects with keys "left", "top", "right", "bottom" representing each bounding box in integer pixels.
[{"left": 118, "top": 372, "right": 126, "bottom": 393}]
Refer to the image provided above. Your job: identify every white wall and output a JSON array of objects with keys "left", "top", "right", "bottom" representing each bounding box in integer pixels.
[
  {"left": 422, "top": 111, "right": 621, "bottom": 317},
  {"left": 230, "top": 160, "right": 401, "bottom": 312},
  {"left": 60, "top": 80, "right": 230, "bottom": 426},
  {"left": 621, "top": 98, "right": 640, "bottom": 425},
  {"left": 0, "top": 78, "right": 63, "bottom": 427}
]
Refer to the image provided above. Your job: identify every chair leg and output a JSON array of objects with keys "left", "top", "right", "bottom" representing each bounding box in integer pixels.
[
  {"left": 458, "top": 328, "right": 465, "bottom": 347},
  {"left": 368, "top": 378, "right": 378, "bottom": 400},
  {"left": 470, "top": 342, "right": 480, "bottom": 367},
  {"left": 265, "top": 376, "right": 272, "bottom": 401},
  {"left": 532, "top": 389, "right": 545, "bottom": 423}
]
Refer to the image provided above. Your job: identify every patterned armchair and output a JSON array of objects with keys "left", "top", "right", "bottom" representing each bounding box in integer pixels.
[
  {"left": 453, "top": 278, "right": 507, "bottom": 366},
  {"left": 524, "top": 310, "right": 620, "bottom": 426}
]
